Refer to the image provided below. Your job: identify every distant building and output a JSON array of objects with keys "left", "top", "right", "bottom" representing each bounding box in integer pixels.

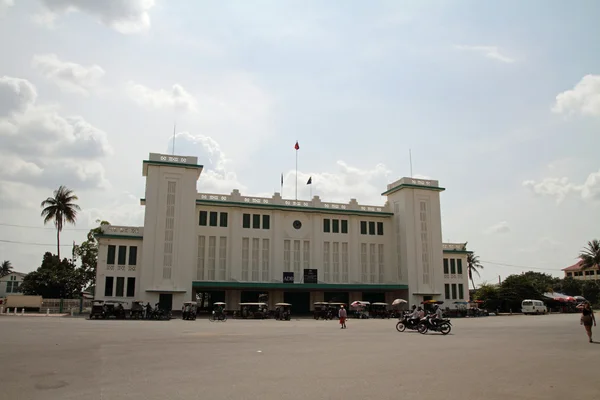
[
  {"left": 562, "top": 261, "right": 599, "bottom": 280},
  {"left": 94, "top": 152, "right": 471, "bottom": 312},
  {"left": 0, "top": 272, "right": 27, "bottom": 297}
]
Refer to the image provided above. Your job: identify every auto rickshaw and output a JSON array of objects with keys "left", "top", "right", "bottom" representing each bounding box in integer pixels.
[
  {"left": 182, "top": 301, "right": 198, "bottom": 320},
  {"left": 89, "top": 300, "right": 106, "bottom": 319},
  {"left": 274, "top": 303, "right": 292, "bottom": 320},
  {"left": 313, "top": 302, "right": 331, "bottom": 320},
  {"left": 209, "top": 302, "right": 227, "bottom": 321},
  {"left": 108, "top": 301, "right": 127, "bottom": 319},
  {"left": 130, "top": 301, "right": 145, "bottom": 319},
  {"left": 237, "top": 302, "right": 268, "bottom": 319},
  {"left": 370, "top": 302, "right": 390, "bottom": 319}
]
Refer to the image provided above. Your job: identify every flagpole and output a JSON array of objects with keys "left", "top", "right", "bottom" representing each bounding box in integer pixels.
[
  {"left": 295, "top": 144, "right": 298, "bottom": 200},
  {"left": 409, "top": 149, "right": 413, "bottom": 178}
]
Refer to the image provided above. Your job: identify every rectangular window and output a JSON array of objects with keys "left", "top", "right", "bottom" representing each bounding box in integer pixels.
[
  {"left": 323, "top": 241, "right": 330, "bottom": 282},
  {"left": 368, "top": 221, "right": 376, "bottom": 235},
  {"left": 332, "top": 242, "right": 340, "bottom": 283},
  {"left": 128, "top": 246, "right": 137, "bottom": 265},
  {"left": 293, "top": 240, "right": 301, "bottom": 274},
  {"left": 115, "top": 277, "right": 125, "bottom": 297},
  {"left": 450, "top": 259, "right": 456, "bottom": 274},
  {"left": 218, "top": 237, "right": 227, "bottom": 280},
  {"left": 283, "top": 240, "right": 291, "bottom": 272},
  {"left": 197, "top": 236, "right": 206, "bottom": 280},
  {"left": 303, "top": 241, "right": 310, "bottom": 270},
  {"left": 341, "top": 242, "right": 349, "bottom": 282},
  {"left": 445, "top": 284, "right": 450, "bottom": 299},
  {"left": 262, "top": 215, "right": 270, "bottom": 230},
  {"left": 219, "top": 212, "right": 228, "bottom": 227},
  {"left": 199, "top": 211, "right": 208, "bottom": 226},
  {"left": 378, "top": 244, "right": 384, "bottom": 283},
  {"left": 457, "top": 259, "right": 463, "bottom": 275},
  {"left": 242, "top": 238, "right": 249, "bottom": 281},
  {"left": 360, "top": 221, "right": 367, "bottom": 235},
  {"left": 209, "top": 211, "right": 218, "bottom": 227},
  {"left": 107, "top": 245, "right": 116, "bottom": 264},
  {"left": 451, "top": 284, "right": 457, "bottom": 299},
  {"left": 332, "top": 219, "right": 339, "bottom": 233},
  {"left": 252, "top": 238, "right": 260, "bottom": 281},
  {"left": 252, "top": 214, "right": 261, "bottom": 229},
  {"left": 361, "top": 243, "right": 368, "bottom": 282},
  {"left": 323, "top": 219, "right": 330, "bottom": 233},
  {"left": 208, "top": 236, "right": 216, "bottom": 280},
  {"left": 126, "top": 277, "right": 135, "bottom": 297},
  {"left": 104, "top": 277, "right": 113, "bottom": 297},
  {"left": 262, "top": 239, "right": 270, "bottom": 281},
  {"left": 341, "top": 220, "right": 348, "bottom": 234},
  {"left": 458, "top": 284, "right": 464, "bottom": 299},
  {"left": 242, "top": 213, "right": 251, "bottom": 228},
  {"left": 443, "top": 259, "right": 449, "bottom": 274},
  {"left": 377, "top": 222, "right": 384, "bottom": 235},
  {"left": 369, "top": 243, "right": 376, "bottom": 283},
  {"left": 118, "top": 246, "right": 127, "bottom": 265}
]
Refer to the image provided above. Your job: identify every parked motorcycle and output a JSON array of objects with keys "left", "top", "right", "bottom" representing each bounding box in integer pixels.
[
  {"left": 417, "top": 315, "right": 452, "bottom": 335},
  {"left": 396, "top": 313, "right": 421, "bottom": 332}
]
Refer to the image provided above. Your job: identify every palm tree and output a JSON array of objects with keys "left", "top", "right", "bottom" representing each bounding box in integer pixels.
[
  {"left": 467, "top": 252, "right": 484, "bottom": 290},
  {"left": 579, "top": 239, "right": 600, "bottom": 270},
  {"left": 40, "top": 185, "right": 81, "bottom": 260},
  {"left": 0, "top": 260, "right": 13, "bottom": 278}
]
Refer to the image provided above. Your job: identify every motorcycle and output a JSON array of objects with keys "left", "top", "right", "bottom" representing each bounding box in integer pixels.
[
  {"left": 395, "top": 312, "right": 421, "bottom": 332},
  {"left": 417, "top": 315, "right": 452, "bottom": 335}
]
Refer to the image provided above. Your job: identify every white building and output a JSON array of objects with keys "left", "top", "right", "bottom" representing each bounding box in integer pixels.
[
  {"left": 94, "top": 153, "right": 471, "bottom": 312},
  {"left": 0, "top": 272, "right": 26, "bottom": 298}
]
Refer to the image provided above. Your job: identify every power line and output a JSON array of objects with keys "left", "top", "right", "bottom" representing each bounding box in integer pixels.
[
  {"left": 0, "top": 239, "right": 75, "bottom": 247},
  {"left": 0, "top": 222, "right": 89, "bottom": 231},
  {"left": 481, "top": 260, "right": 563, "bottom": 272}
]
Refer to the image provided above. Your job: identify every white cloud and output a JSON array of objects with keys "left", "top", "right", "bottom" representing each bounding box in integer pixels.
[
  {"left": 37, "top": 0, "right": 155, "bottom": 34},
  {"left": 126, "top": 81, "right": 197, "bottom": 113},
  {"left": 484, "top": 221, "right": 510, "bottom": 235},
  {"left": 0, "top": 0, "right": 14, "bottom": 15},
  {"left": 32, "top": 54, "right": 105, "bottom": 95},
  {"left": 552, "top": 74, "right": 600, "bottom": 116},
  {"left": 0, "top": 76, "right": 111, "bottom": 190},
  {"left": 523, "top": 169, "right": 600, "bottom": 203},
  {"left": 454, "top": 45, "right": 515, "bottom": 63},
  {"left": 81, "top": 192, "right": 145, "bottom": 227}
]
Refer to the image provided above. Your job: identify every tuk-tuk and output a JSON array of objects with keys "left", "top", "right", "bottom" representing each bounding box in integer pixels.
[
  {"left": 209, "top": 302, "right": 227, "bottom": 321},
  {"left": 274, "top": 303, "right": 292, "bottom": 321},
  {"left": 182, "top": 301, "right": 198, "bottom": 320},
  {"left": 370, "top": 302, "right": 390, "bottom": 318},
  {"left": 90, "top": 300, "right": 106, "bottom": 319},
  {"left": 237, "top": 302, "right": 268, "bottom": 319},
  {"left": 107, "top": 300, "right": 127, "bottom": 319},
  {"left": 328, "top": 302, "right": 346, "bottom": 318},
  {"left": 130, "top": 301, "right": 145, "bottom": 319},
  {"left": 350, "top": 301, "right": 370, "bottom": 319},
  {"left": 313, "top": 302, "right": 331, "bottom": 320}
]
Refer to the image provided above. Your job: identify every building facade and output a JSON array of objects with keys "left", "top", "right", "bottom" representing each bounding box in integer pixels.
[
  {"left": 563, "top": 261, "right": 599, "bottom": 281},
  {"left": 0, "top": 272, "right": 26, "bottom": 298},
  {"left": 94, "top": 153, "right": 471, "bottom": 312}
]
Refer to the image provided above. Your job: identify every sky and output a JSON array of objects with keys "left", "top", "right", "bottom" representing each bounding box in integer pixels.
[{"left": 0, "top": 0, "right": 598, "bottom": 286}]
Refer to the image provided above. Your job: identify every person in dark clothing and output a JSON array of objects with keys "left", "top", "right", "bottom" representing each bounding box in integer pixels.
[{"left": 581, "top": 302, "right": 596, "bottom": 343}]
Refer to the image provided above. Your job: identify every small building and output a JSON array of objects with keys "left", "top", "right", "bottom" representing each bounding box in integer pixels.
[
  {"left": 442, "top": 243, "right": 471, "bottom": 305},
  {"left": 562, "top": 261, "right": 599, "bottom": 281},
  {"left": 0, "top": 272, "right": 27, "bottom": 297}
]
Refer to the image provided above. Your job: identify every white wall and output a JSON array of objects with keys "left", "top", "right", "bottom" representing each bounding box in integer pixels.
[{"left": 0, "top": 272, "right": 26, "bottom": 297}]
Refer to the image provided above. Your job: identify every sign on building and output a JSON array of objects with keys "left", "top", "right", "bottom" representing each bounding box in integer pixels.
[
  {"left": 303, "top": 269, "right": 318, "bottom": 284},
  {"left": 283, "top": 272, "right": 294, "bottom": 283}
]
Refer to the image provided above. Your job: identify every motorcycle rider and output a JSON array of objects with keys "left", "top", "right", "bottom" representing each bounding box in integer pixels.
[
  {"left": 431, "top": 305, "right": 444, "bottom": 328},
  {"left": 408, "top": 305, "right": 420, "bottom": 326}
]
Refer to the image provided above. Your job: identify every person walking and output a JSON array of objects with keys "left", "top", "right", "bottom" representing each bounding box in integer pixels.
[
  {"left": 338, "top": 305, "right": 347, "bottom": 329},
  {"left": 581, "top": 302, "right": 596, "bottom": 343}
]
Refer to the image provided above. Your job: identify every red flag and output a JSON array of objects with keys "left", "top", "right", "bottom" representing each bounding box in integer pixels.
[{"left": 294, "top": 141, "right": 299, "bottom": 150}]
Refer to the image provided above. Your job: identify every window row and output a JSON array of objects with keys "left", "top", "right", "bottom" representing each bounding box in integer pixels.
[
  {"left": 323, "top": 218, "right": 348, "bottom": 234},
  {"left": 243, "top": 213, "right": 270, "bottom": 230},
  {"left": 5, "top": 280, "right": 20, "bottom": 294},
  {"left": 107, "top": 245, "right": 137, "bottom": 266},
  {"left": 445, "top": 283, "right": 465, "bottom": 300},
  {"left": 567, "top": 270, "right": 599, "bottom": 277},
  {"left": 104, "top": 276, "right": 136, "bottom": 298},
  {"left": 323, "top": 241, "right": 349, "bottom": 283},
  {"left": 443, "top": 258, "right": 463, "bottom": 275},
  {"left": 360, "top": 221, "right": 384, "bottom": 236},
  {"left": 360, "top": 243, "right": 385, "bottom": 283},
  {"left": 199, "top": 211, "right": 228, "bottom": 227},
  {"left": 197, "top": 236, "right": 228, "bottom": 281}
]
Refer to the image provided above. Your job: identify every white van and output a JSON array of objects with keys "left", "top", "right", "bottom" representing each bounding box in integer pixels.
[{"left": 521, "top": 300, "right": 547, "bottom": 315}]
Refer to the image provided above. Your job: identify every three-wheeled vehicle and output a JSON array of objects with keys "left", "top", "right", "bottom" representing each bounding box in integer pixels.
[
  {"left": 89, "top": 300, "right": 126, "bottom": 319},
  {"left": 130, "top": 301, "right": 145, "bottom": 319},
  {"left": 90, "top": 300, "right": 106, "bottom": 319},
  {"left": 350, "top": 301, "right": 370, "bottom": 319},
  {"left": 182, "top": 301, "right": 198, "bottom": 320},
  {"left": 313, "top": 302, "right": 331, "bottom": 320},
  {"left": 209, "top": 302, "right": 227, "bottom": 321},
  {"left": 237, "top": 302, "right": 268, "bottom": 319},
  {"left": 370, "top": 302, "right": 390, "bottom": 318},
  {"left": 274, "top": 303, "right": 292, "bottom": 320}
]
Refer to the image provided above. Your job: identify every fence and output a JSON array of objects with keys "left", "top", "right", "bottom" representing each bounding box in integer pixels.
[{"left": 41, "top": 299, "right": 93, "bottom": 314}]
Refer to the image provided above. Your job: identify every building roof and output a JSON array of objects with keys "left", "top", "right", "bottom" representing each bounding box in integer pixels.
[
  {"left": 562, "top": 261, "right": 585, "bottom": 272},
  {"left": 1, "top": 271, "right": 27, "bottom": 279}
]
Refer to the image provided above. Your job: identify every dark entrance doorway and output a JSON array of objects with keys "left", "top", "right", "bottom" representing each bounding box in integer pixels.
[
  {"left": 158, "top": 293, "right": 173, "bottom": 311},
  {"left": 284, "top": 291, "right": 310, "bottom": 314},
  {"left": 324, "top": 292, "right": 349, "bottom": 305},
  {"left": 362, "top": 292, "right": 386, "bottom": 303},
  {"left": 195, "top": 291, "right": 225, "bottom": 311},
  {"left": 241, "top": 290, "right": 268, "bottom": 303}
]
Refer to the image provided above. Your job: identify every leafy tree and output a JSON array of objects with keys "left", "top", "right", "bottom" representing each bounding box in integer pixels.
[
  {"left": 553, "top": 277, "right": 582, "bottom": 297},
  {"left": 474, "top": 283, "right": 501, "bottom": 310},
  {"left": 19, "top": 252, "right": 85, "bottom": 298},
  {"left": 40, "top": 185, "right": 81, "bottom": 260},
  {"left": 466, "top": 252, "right": 483, "bottom": 290},
  {"left": 73, "top": 220, "right": 110, "bottom": 290},
  {"left": 581, "top": 281, "right": 600, "bottom": 305},
  {"left": 579, "top": 239, "right": 600, "bottom": 270},
  {"left": 0, "top": 260, "right": 13, "bottom": 277}
]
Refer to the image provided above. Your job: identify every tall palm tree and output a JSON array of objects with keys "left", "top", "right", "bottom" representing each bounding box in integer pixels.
[
  {"left": 40, "top": 185, "right": 81, "bottom": 260},
  {"left": 579, "top": 239, "right": 600, "bottom": 270},
  {"left": 467, "top": 252, "right": 484, "bottom": 290},
  {"left": 0, "top": 260, "right": 13, "bottom": 278}
]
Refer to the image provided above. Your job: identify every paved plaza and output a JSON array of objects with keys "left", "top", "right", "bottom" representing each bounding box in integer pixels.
[{"left": 0, "top": 314, "right": 598, "bottom": 400}]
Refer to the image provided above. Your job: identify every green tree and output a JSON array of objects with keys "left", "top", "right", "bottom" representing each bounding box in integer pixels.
[
  {"left": 19, "top": 252, "right": 85, "bottom": 298},
  {"left": 474, "top": 283, "right": 501, "bottom": 310},
  {"left": 40, "top": 185, "right": 81, "bottom": 260},
  {"left": 467, "top": 252, "right": 484, "bottom": 290},
  {"left": 579, "top": 239, "right": 600, "bottom": 270},
  {"left": 73, "top": 220, "right": 110, "bottom": 290},
  {"left": 581, "top": 281, "right": 600, "bottom": 306},
  {"left": 498, "top": 273, "right": 544, "bottom": 312},
  {"left": 0, "top": 260, "right": 13, "bottom": 277},
  {"left": 553, "top": 277, "right": 582, "bottom": 297}
]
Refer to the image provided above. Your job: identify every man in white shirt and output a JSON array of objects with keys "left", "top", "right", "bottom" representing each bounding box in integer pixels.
[{"left": 431, "top": 305, "right": 443, "bottom": 327}]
